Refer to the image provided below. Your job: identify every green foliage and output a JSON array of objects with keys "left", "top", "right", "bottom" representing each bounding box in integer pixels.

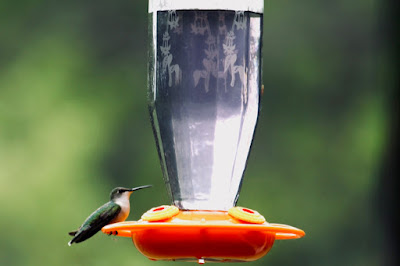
[{"left": 0, "top": 1, "right": 392, "bottom": 265}]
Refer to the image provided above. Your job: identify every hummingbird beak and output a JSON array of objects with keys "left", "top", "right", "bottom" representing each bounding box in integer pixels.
[{"left": 128, "top": 185, "right": 152, "bottom": 192}]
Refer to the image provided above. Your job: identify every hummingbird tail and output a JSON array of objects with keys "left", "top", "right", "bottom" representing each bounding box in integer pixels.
[
  {"left": 68, "top": 231, "right": 78, "bottom": 236},
  {"left": 68, "top": 240, "right": 73, "bottom": 246}
]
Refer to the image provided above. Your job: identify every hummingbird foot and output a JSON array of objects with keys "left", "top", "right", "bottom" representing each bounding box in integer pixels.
[{"left": 107, "top": 231, "right": 118, "bottom": 236}]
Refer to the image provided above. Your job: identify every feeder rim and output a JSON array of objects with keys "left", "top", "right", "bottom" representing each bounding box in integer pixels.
[
  {"left": 102, "top": 221, "right": 305, "bottom": 240},
  {"left": 148, "top": 0, "right": 264, "bottom": 14}
]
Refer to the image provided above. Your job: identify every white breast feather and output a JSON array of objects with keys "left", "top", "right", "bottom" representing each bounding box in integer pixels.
[{"left": 113, "top": 192, "right": 131, "bottom": 222}]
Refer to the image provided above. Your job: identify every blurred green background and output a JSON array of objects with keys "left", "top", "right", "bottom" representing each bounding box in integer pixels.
[{"left": 1, "top": 0, "right": 397, "bottom": 265}]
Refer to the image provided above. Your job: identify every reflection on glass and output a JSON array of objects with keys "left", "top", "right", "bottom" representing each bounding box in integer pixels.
[{"left": 148, "top": 10, "right": 263, "bottom": 210}]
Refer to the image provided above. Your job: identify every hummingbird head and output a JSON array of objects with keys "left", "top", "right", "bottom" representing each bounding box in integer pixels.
[{"left": 109, "top": 185, "right": 152, "bottom": 201}]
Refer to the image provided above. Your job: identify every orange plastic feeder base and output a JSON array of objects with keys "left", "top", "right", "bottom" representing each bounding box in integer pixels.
[{"left": 102, "top": 208, "right": 305, "bottom": 263}]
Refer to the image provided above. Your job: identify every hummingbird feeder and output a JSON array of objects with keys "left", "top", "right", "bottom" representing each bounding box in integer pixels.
[{"left": 102, "top": 0, "right": 305, "bottom": 263}]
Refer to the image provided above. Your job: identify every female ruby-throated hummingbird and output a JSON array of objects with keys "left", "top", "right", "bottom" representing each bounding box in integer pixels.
[{"left": 68, "top": 185, "right": 152, "bottom": 246}]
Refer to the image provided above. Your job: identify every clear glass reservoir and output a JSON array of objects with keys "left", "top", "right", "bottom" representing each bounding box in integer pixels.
[{"left": 148, "top": 1, "right": 263, "bottom": 210}]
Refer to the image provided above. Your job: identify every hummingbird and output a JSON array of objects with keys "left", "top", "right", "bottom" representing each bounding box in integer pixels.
[{"left": 68, "top": 185, "right": 152, "bottom": 246}]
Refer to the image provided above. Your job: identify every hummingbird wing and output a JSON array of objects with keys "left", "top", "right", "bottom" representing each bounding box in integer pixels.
[{"left": 68, "top": 201, "right": 121, "bottom": 245}]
